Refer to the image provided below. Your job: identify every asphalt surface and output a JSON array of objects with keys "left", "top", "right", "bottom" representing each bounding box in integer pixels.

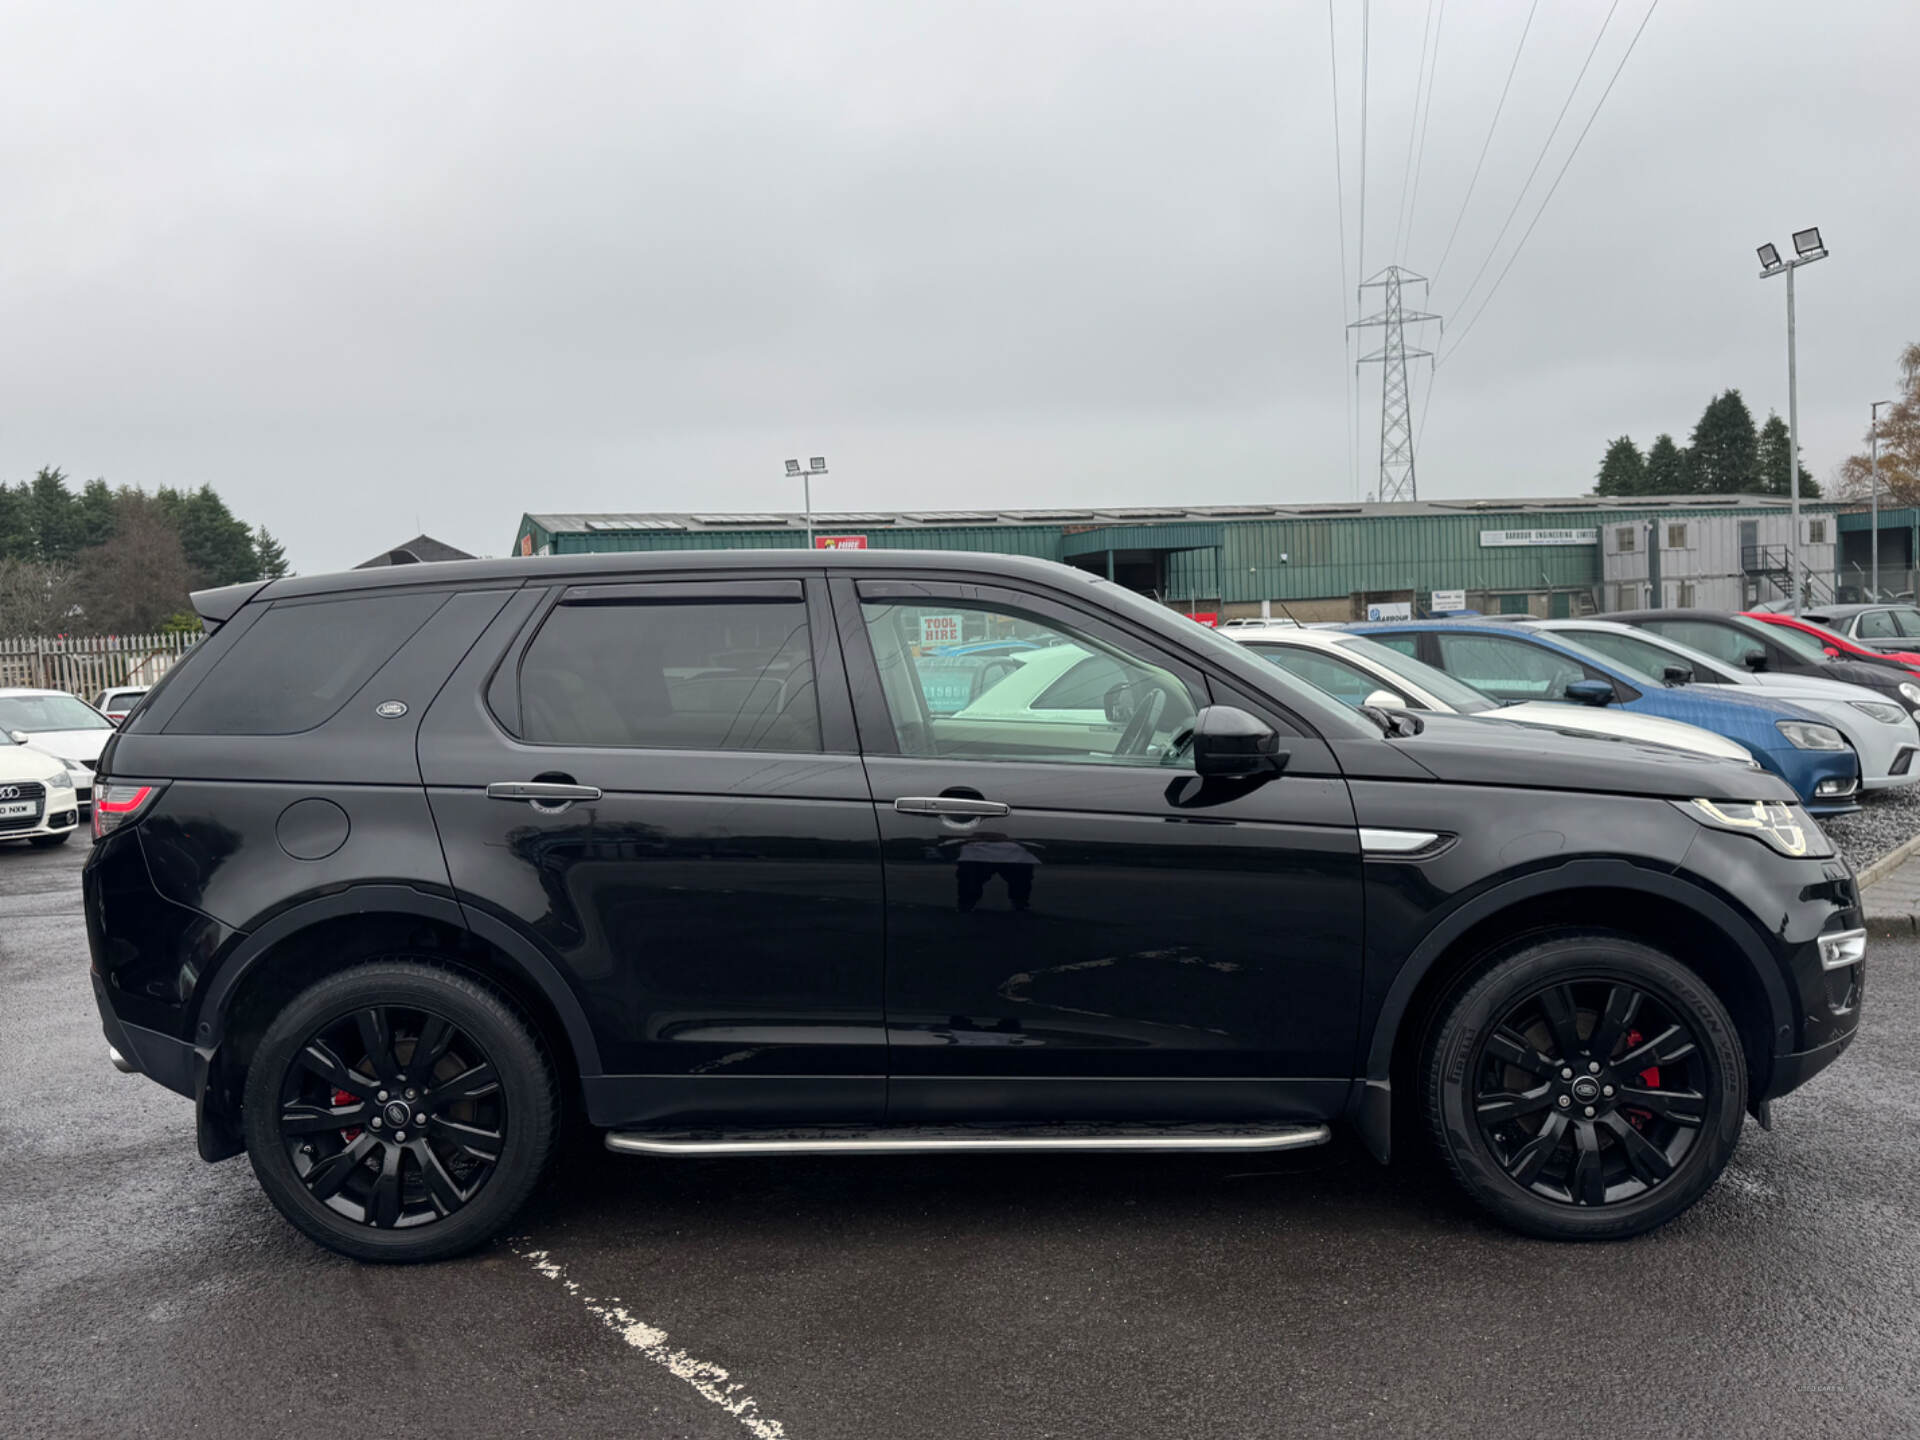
[{"left": 4, "top": 839, "right": 1917, "bottom": 1440}]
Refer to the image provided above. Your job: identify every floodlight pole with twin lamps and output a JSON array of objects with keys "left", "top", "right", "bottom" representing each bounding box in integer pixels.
[
  {"left": 784, "top": 457, "right": 829, "bottom": 548},
  {"left": 1757, "top": 229, "right": 1827, "bottom": 615},
  {"left": 1871, "top": 400, "right": 1892, "bottom": 600}
]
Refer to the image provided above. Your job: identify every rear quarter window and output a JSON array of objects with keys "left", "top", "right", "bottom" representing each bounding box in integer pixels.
[{"left": 163, "top": 591, "right": 449, "bottom": 735}]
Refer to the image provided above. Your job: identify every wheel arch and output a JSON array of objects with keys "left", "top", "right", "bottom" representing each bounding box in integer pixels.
[
  {"left": 1354, "top": 861, "right": 1790, "bottom": 1164},
  {"left": 194, "top": 888, "right": 602, "bottom": 1160}
]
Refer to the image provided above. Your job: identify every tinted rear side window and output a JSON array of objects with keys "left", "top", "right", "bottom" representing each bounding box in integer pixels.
[
  {"left": 517, "top": 598, "right": 819, "bottom": 752},
  {"left": 166, "top": 592, "right": 448, "bottom": 735}
]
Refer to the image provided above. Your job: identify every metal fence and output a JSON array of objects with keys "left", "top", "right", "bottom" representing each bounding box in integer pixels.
[{"left": 0, "top": 632, "right": 199, "bottom": 698}]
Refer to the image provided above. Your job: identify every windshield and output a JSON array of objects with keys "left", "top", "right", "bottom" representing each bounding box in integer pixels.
[
  {"left": 1747, "top": 616, "right": 1841, "bottom": 663},
  {"left": 1332, "top": 635, "right": 1500, "bottom": 713},
  {"left": 0, "top": 694, "right": 112, "bottom": 732}
]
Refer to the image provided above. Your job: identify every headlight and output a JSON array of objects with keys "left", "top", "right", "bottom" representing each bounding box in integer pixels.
[
  {"left": 1679, "top": 798, "right": 1834, "bottom": 858},
  {"left": 1899, "top": 683, "right": 1920, "bottom": 707},
  {"left": 45, "top": 771, "right": 73, "bottom": 791},
  {"left": 1849, "top": 701, "right": 1906, "bottom": 725},
  {"left": 1776, "top": 720, "right": 1846, "bottom": 751}
]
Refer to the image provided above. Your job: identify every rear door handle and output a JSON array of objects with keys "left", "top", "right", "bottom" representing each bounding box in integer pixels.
[
  {"left": 894, "top": 796, "right": 1010, "bottom": 818},
  {"left": 487, "top": 781, "right": 603, "bottom": 803}
]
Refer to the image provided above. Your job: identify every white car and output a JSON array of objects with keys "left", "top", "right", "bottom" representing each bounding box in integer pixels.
[
  {"left": 0, "top": 730, "right": 83, "bottom": 847},
  {"left": 0, "top": 688, "right": 117, "bottom": 809},
  {"left": 91, "top": 685, "right": 150, "bottom": 725},
  {"left": 1531, "top": 618, "right": 1920, "bottom": 791},
  {"left": 1225, "top": 628, "right": 1758, "bottom": 766}
]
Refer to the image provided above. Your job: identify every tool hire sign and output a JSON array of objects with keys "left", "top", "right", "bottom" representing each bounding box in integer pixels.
[{"left": 813, "top": 534, "right": 868, "bottom": 550}]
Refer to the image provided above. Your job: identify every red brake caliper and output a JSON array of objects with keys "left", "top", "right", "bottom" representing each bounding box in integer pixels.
[
  {"left": 1623, "top": 1029, "right": 1660, "bottom": 1131},
  {"left": 334, "top": 1088, "right": 363, "bottom": 1141}
]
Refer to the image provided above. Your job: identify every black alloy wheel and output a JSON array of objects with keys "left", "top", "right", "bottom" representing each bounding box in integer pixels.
[
  {"left": 1424, "top": 933, "right": 1746, "bottom": 1240},
  {"left": 1472, "top": 981, "right": 1707, "bottom": 1207},
  {"left": 277, "top": 1005, "right": 506, "bottom": 1230},
  {"left": 243, "top": 962, "right": 556, "bottom": 1263}
]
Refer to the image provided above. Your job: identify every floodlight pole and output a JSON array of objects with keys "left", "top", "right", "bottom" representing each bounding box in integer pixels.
[
  {"left": 1759, "top": 235, "right": 1827, "bottom": 615},
  {"left": 1871, "top": 399, "right": 1891, "bottom": 600},
  {"left": 804, "top": 469, "right": 814, "bottom": 550}
]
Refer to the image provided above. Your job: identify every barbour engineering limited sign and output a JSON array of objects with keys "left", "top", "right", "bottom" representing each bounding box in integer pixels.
[{"left": 1478, "top": 528, "right": 1599, "bottom": 548}]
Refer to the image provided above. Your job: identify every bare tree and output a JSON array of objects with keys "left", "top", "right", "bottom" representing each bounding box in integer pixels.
[
  {"left": 0, "top": 559, "right": 82, "bottom": 635},
  {"left": 74, "top": 490, "right": 196, "bottom": 633}
]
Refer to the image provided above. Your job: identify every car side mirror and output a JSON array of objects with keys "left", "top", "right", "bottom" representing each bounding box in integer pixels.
[
  {"left": 1186, "top": 705, "right": 1287, "bottom": 778},
  {"left": 1742, "top": 648, "right": 1768, "bottom": 671},
  {"left": 5, "top": 729, "right": 26, "bottom": 746},
  {"left": 1362, "top": 688, "right": 1408, "bottom": 710},
  {"left": 1823, "top": 646, "right": 1839, "bottom": 658},
  {"left": 1564, "top": 679, "right": 1614, "bottom": 707},
  {"left": 1661, "top": 664, "right": 1693, "bottom": 685},
  {"left": 1103, "top": 682, "right": 1138, "bottom": 724}
]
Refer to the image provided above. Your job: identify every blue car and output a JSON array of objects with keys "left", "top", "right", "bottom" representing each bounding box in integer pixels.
[{"left": 1344, "top": 619, "right": 1861, "bottom": 813}]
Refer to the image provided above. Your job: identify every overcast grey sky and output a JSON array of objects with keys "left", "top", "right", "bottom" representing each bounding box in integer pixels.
[{"left": 2, "top": 1, "right": 1915, "bottom": 571}]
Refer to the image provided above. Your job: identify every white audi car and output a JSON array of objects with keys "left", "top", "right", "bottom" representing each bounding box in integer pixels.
[
  {"left": 0, "top": 730, "right": 82, "bottom": 847},
  {"left": 1225, "top": 628, "right": 1758, "bottom": 765},
  {"left": 0, "top": 688, "right": 116, "bottom": 810}
]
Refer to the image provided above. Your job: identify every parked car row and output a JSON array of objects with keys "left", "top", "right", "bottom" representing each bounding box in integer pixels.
[
  {"left": 1219, "top": 608, "right": 1920, "bottom": 818},
  {"left": 86, "top": 553, "right": 1866, "bottom": 1263}
]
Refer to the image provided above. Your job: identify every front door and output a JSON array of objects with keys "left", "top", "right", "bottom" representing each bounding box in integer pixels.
[
  {"left": 418, "top": 576, "right": 886, "bottom": 1127},
  {"left": 835, "top": 576, "right": 1363, "bottom": 1124}
]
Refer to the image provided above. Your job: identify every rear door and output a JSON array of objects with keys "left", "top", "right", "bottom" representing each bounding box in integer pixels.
[
  {"left": 836, "top": 575, "right": 1363, "bottom": 1125},
  {"left": 417, "top": 575, "right": 887, "bottom": 1127}
]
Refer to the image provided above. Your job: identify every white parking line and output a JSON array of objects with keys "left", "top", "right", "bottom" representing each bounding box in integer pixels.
[{"left": 514, "top": 1244, "right": 789, "bottom": 1439}]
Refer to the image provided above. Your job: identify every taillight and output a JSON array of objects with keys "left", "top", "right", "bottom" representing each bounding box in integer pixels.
[{"left": 92, "top": 782, "right": 165, "bottom": 840}]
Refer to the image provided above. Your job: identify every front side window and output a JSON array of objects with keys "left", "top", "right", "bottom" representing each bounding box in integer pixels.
[
  {"left": 518, "top": 598, "right": 819, "bottom": 752},
  {"left": 1431, "top": 634, "right": 1593, "bottom": 704},
  {"left": 1643, "top": 619, "right": 1756, "bottom": 667},
  {"left": 1857, "top": 609, "right": 1899, "bottom": 639},
  {"left": 1892, "top": 608, "right": 1920, "bottom": 638},
  {"left": 860, "top": 600, "right": 1197, "bottom": 766},
  {"left": 1569, "top": 628, "right": 1727, "bottom": 684}
]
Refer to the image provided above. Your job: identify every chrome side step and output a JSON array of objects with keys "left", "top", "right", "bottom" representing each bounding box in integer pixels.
[{"left": 605, "top": 1122, "right": 1332, "bottom": 1158}]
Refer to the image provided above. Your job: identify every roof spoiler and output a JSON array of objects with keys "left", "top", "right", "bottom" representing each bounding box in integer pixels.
[{"left": 191, "top": 580, "right": 270, "bottom": 632}]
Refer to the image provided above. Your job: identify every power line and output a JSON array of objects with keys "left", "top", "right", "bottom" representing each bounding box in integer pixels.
[
  {"left": 1440, "top": 0, "right": 1662, "bottom": 366},
  {"left": 1399, "top": 0, "right": 1448, "bottom": 265},
  {"left": 1357, "top": 0, "right": 1370, "bottom": 294},
  {"left": 1447, "top": 0, "right": 1622, "bottom": 323},
  {"left": 1429, "top": 0, "right": 1540, "bottom": 289},
  {"left": 1326, "top": 0, "right": 1357, "bottom": 499},
  {"left": 1390, "top": 0, "right": 1439, "bottom": 264}
]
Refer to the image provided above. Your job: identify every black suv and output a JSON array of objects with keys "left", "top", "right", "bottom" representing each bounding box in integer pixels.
[{"left": 86, "top": 552, "right": 1866, "bottom": 1261}]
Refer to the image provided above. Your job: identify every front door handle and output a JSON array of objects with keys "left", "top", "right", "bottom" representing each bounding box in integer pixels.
[
  {"left": 894, "top": 796, "right": 1010, "bottom": 818},
  {"left": 487, "top": 781, "right": 603, "bottom": 804}
]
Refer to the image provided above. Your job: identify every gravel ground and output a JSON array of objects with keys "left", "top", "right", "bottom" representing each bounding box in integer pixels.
[{"left": 1823, "top": 781, "right": 1920, "bottom": 871}]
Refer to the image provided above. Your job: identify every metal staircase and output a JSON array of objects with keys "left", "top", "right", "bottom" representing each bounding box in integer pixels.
[{"left": 1742, "top": 544, "right": 1833, "bottom": 607}]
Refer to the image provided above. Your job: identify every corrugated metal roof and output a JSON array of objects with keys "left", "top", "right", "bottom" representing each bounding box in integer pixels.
[{"left": 525, "top": 493, "right": 1838, "bottom": 536}]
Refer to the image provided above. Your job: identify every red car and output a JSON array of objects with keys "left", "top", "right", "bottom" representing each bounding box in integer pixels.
[{"left": 1741, "top": 612, "right": 1920, "bottom": 673}]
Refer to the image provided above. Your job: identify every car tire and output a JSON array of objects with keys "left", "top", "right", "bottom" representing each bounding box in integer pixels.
[
  {"left": 242, "top": 960, "right": 557, "bottom": 1263},
  {"left": 1423, "top": 932, "right": 1745, "bottom": 1240},
  {"left": 28, "top": 832, "right": 72, "bottom": 847}
]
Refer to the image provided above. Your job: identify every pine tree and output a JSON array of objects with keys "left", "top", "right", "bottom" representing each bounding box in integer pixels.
[
  {"left": 254, "top": 526, "right": 291, "bottom": 580},
  {"left": 1594, "top": 436, "right": 1648, "bottom": 496},
  {"left": 76, "top": 477, "right": 117, "bottom": 550},
  {"left": 1644, "top": 433, "right": 1688, "bottom": 495},
  {"left": 174, "top": 485, "right": 261, "bottom": 587},
  {"left": 1757, "top": 412, "right": 1820, "bottom": 498},
  {"left": 1686, "top": 391, "right": 1760, "bottom": 494},
  {"left": 29, "top": 467, "right": 80, "bottom": 561},
  {"left": 0, "top": 486, "right": 34, "bottom": 561}
]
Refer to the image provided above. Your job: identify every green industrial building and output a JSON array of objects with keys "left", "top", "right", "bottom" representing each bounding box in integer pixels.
[{"left": 515, "top": 494, "right": 1849, "bottom": 621}]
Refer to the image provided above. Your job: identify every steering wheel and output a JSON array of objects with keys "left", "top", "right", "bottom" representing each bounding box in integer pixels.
[{"left": 1114, "top": 683, "right": 1169, "bottom": 758}]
